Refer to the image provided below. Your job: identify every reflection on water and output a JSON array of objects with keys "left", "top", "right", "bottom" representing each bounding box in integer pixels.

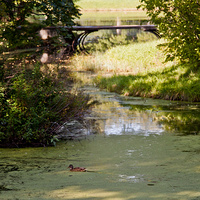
[
  {"left": 119, "top": 174, "right": 145, "bottom": 183},
  {"left": 90, "top": 100, "right": 164, "bottom": 136},
  {"left": 82, "top": 85, "right": 200, "bottom": 136}
]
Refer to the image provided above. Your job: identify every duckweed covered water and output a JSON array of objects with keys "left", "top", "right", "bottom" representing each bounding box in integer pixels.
[{"left": 1, "top": 86, "right": 200, "bottom": 200}]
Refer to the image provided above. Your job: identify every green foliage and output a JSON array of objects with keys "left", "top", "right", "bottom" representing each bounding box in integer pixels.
[
  {"left": 138, "top": 0, "right": 200, "bottom": 68},
  {"left": 1, "top": 22, "right": 43, "bottom": 50},
  {"left": 0, "top": 61, "right": 90, "bottom": 147},
  {"left": 137, "top": 32, "right": 158, "bottom": 42},
  {"left": 0, "top": 0, "right": 80, "bottom": 50}
]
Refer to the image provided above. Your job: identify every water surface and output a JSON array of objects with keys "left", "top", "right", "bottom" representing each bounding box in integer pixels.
[{"left": 1, "top": 85, "right": 200, "bottom": 200}]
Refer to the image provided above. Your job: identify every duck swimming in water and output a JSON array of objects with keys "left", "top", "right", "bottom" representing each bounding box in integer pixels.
[{"left": 68, "top": 164, "right": 87, "bottom": 172}]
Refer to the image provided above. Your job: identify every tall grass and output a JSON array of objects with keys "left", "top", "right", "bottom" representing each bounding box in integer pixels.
[
  {"left": 102, "top": 39, "right": 167, "bottom": 73},
  {"left": 70, "top": 37, "right": 168, "bottom": 74}
]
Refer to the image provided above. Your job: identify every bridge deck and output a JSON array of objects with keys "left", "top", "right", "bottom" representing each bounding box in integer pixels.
[
  {"left": 69, "top": 25, "right": 157, "bottom": 31},
  {"left": 45, "top": 25, "right": 157, "bottom": 31}
]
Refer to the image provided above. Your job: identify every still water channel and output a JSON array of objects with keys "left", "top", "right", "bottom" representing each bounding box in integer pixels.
[{"left": 1, "top": 83, "right": 200, "bottom": 200}]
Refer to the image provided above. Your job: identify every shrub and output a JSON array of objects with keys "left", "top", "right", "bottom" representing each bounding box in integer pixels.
[{"left": 0, "top": 61, "right": 90, "bottom": 147}]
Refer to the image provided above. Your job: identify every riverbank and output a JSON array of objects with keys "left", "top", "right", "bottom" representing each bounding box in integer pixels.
[{"left": 69, "top": 39, "right": 200, "bottom": 102}]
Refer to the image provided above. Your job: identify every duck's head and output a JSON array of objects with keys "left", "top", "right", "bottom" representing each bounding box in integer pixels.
[{"left": 68, "top": 164, "right": 73, "bottom": 169}]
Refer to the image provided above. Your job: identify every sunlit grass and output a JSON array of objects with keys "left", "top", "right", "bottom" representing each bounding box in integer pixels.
[
  {"left": 69, "top": 37, "right": 200, "bottom": 102},
  {"left": 76, "top": 0, "right": 148, "bottom": 25},
  {"left": 70, "top": 37, "right": 167, "bottom": 74},
  {"left": 77, "top": 0, "right": 140, "bottom": 9},
  {"left": 102, "top": 39, "right": 167, "bottom": 73},
  {"left": 78, "top": 11, "right": 148, "bottom": 22},
  {"left": 95, "top": 63, "right": 200, "bottom": 101}
]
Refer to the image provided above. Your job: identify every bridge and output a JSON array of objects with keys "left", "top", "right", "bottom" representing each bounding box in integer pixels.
[{"left": 40, "top": 25, "right": 160, "bottom": 52}]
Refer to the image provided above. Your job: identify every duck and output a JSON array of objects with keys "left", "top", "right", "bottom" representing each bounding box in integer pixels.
[{"left": 68, "top": 164, "right": 87, "bottom": 172}]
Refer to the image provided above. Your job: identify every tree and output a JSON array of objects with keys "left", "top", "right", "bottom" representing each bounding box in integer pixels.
[
  {"left": 138, "top": 0, "right": 200, "bottom": 68},
  {"left": 0, "top": 0, "right": 80, "bottom": 49}
]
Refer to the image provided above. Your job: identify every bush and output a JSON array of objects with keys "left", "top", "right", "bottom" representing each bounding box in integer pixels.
[{"left": 0, "top": 61, "right": 90, "bottom": 147}]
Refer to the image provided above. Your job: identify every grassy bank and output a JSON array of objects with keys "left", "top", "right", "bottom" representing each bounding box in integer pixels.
[
  {"left": 76, "top": 0, "right": 147, "bottom": 21},
  {"left": 95, "top": 64, "right": 200, "bottom": 101},
  {"left": 70, "top": 39, "right": 200, "bottom": 102},
  {"left": 77, "top": 0, "right": 140, "bottom": 10},
  {"left": 77, "top": 11, "right": 148, "bottom": 21},
  {"left": 70, "top": 39, "right": 168, "bottom": 74}
]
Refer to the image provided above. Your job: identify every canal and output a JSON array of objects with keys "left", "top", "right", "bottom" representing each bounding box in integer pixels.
[{"left": 1, "top": 84, "right": 200, "bottom": 200}]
